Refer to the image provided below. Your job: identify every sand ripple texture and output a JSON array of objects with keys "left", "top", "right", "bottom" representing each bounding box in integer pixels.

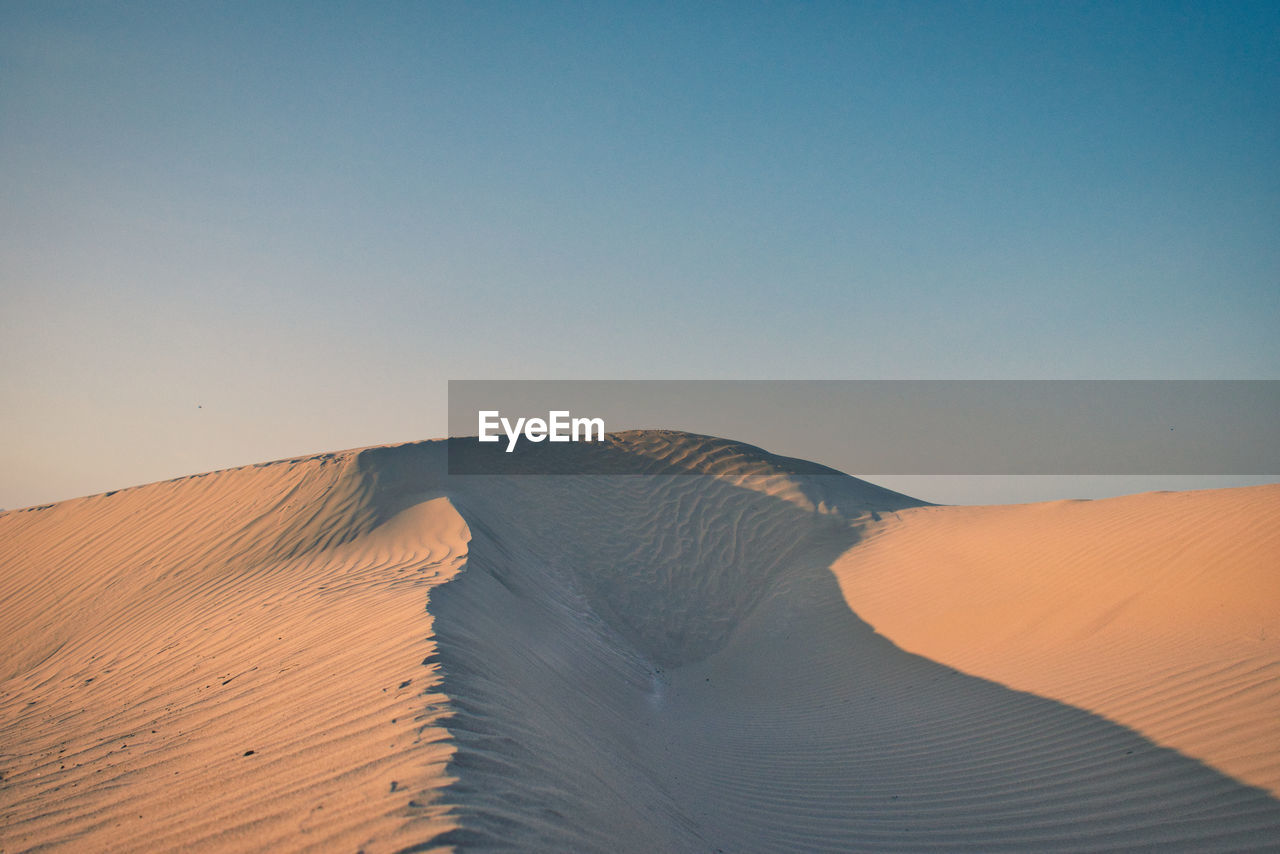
[{"left": 2, "top": 432, "right": 1277, "bottom": 852}]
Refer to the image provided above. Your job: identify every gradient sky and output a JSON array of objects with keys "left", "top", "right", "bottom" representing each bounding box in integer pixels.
[{"left": 2, "top": 1, "right": 1278, "bottom": 509}]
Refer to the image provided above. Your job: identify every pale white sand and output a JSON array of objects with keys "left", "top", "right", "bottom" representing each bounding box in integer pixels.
[{"left": 1, "top": 433, "right": 1277, "bottom": 852}]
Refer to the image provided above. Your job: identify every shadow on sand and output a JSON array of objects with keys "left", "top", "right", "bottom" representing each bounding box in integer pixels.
[{"left": 359, "top": 438, "right": 1280, "bottom": 853}]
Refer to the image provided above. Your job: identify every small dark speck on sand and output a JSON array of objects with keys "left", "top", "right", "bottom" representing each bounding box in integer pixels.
[{"left": 243, "top": 750, "right": 255, "bottom": 756}]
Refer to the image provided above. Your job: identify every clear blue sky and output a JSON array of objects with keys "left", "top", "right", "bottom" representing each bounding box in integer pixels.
[{"left": 2, "top": 1, "right": 1277, "bottom": 508}]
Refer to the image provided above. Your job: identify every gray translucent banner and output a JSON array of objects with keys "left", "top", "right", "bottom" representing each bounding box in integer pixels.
[{"left": 447, "top": 381, "right": 1280, "bottom": 476}]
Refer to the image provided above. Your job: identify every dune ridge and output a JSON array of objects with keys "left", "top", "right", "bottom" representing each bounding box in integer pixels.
[{"left": 2, "top": 433, "right": 1278, "bottom": 852}]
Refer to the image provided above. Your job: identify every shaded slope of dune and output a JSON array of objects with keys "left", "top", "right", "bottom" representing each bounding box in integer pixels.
[
  {"left": 2, "top": 433, "right": 1278, "bottom": 852},
  {"left": 425, "top": 447, "right": 1280, "bottom": 853}
]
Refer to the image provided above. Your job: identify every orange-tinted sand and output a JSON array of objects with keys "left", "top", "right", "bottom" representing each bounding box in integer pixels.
[
  {"left": 833, "top": 487, "right": 1280, "bottom": 797},
  {"left": 2, "top": 434, "right": 1277, "bottom": 851}
]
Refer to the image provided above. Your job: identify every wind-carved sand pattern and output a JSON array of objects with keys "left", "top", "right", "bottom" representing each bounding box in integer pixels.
[
  {"left": 2, "top": 432, "right": 1279, "bottom": 852},
  {"left": 0, "top": 453, "right": 470, "bottom": 852},
  {"left": 833, "top": 487, "right": 1280, "bottom": 799}
]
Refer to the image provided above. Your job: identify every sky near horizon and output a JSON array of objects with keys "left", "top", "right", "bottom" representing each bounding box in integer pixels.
[{"left": 2, "top": 1, "right": 1278, "bottom": 509}]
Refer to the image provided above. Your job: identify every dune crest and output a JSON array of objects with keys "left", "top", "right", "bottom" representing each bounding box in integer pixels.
[{"left": 2, "top": 435, "right": 1277, "bottom": 852}]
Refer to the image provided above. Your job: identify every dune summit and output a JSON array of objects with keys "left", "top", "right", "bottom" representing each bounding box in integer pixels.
[{"left": 1, "top": 432, "right": 1278, "bottom": 852}]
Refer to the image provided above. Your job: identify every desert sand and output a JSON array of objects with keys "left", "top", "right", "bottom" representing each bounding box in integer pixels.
[{"left": 1, "top": 432, "right": 1277, "bottom": 852}]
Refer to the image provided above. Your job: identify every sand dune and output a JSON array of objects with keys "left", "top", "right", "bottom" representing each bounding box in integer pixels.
[
  {"left": 2, "top": 433, "right": 1277, "bottom": 852},
  {"left": 833, "top": 487, "right": 1280, "bottom": 798},
  {"left": 0, "top": 452, "right": 467, "bottom": 852}
]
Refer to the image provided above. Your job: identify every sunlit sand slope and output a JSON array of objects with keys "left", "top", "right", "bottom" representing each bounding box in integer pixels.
[
  {"left": 833, "top": 486, "right": 1280, "bottom": 798},
  {"left": 0, "top": 452, "right": 469, "bottom": 852},
  {"left": 2, "top": 434, "right": 1277, "bottom": 852}
]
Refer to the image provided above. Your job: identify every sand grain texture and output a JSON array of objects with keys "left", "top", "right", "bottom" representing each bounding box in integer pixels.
[
  {"left": 2, "top": 433, "right": 1278, "bottom": 852},
  {"left": 834, "top": 487, "right": 1280, "bottom": 798}
]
